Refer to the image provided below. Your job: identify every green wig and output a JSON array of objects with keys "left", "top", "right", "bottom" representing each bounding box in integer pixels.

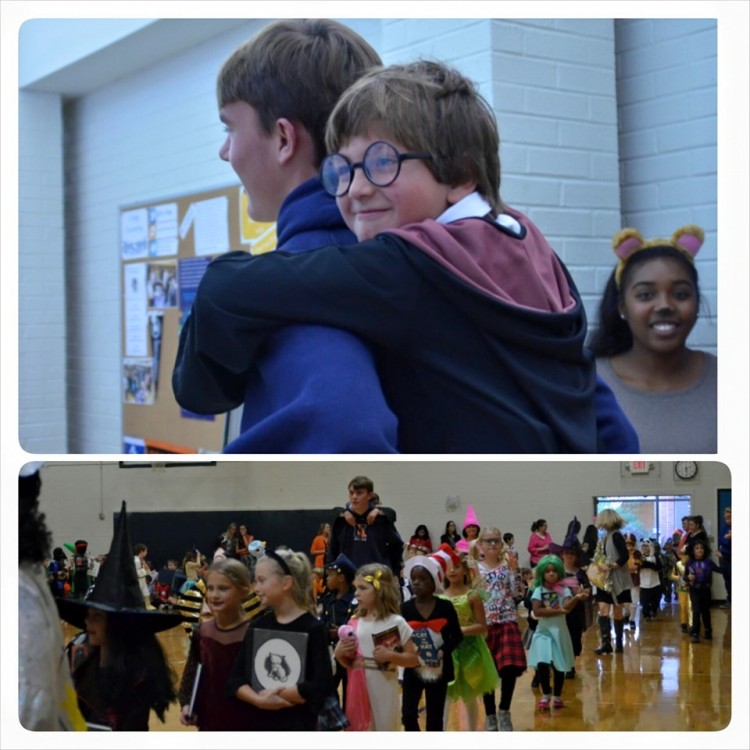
[{"left": 533, "top": 554, "right": 565, "bottom": 589}]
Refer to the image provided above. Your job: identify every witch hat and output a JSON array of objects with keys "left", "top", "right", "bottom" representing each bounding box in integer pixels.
[
  {"left": 550, "top": 516, "right": 582, "bottom": 557},
  {"left": 461, "top": 504, "right": 481, "bottom": 538},
  {"left": 56, "top": 501, "right": 182, "bottom": 633}
]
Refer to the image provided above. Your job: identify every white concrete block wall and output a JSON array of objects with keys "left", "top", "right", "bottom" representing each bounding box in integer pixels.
[
  {"left": 615, "top": 19, "right": 717, "bottom": 353},
  {"left": 489, "top": 20, "right": 621, "bottom": 327},
  {"left": 61, "top": 21, "right": 267, "bottom": 453},
  {"left": 17, "top": 18, "right": 718, "bottom": 453},
  {"left": 19, "top": 91, "right": 67, "bottom": 452}
]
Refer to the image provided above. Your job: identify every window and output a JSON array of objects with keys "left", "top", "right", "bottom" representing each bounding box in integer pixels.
[{"left": 594, "top": 495, "right": 691, "bottom": 543}]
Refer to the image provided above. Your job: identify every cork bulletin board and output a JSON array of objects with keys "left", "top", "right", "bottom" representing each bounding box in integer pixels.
[{"left": 120, "top": 184, "right": 276, "bottom": 454}]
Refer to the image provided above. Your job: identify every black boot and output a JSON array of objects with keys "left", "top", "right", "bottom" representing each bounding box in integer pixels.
[
  {"left": 614, "top": 619, "right": 625, "bottom": 653},
  {"left": 595, "top": 615, "right": 613, "bottom": 654}
]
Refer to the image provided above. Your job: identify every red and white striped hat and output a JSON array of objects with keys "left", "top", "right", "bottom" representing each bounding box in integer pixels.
[{"left": 404, "top": 543, "right": 462, "bottom": 592}]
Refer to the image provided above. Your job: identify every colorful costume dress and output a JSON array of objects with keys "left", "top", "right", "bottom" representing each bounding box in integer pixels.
[
  {"left": 444, "top": 590, "right": 498, "bottom": 701},
  {"left": 527, "top": 585, "right": 576, "bottom": 673},
  {"left": 347, "top": 614, "right": 413, "bottom": 731}
]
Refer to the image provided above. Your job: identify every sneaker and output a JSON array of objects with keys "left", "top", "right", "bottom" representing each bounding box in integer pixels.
[
  {"left": 680, "top": 624, "right": 688, "bottom": 633},
  {"left": 552, "top": 697, "right": 564, "bottom": 709},
  {"left": 537, "top": 697, "right": 550, "bottom": 710},
  {"left": 498, "top": 710, "right": 513, "bottom": 731},
  {"left": 484, "top": 714, "right": 498, "bottom": 731},
  {"left": 691, "top": 634, "right": 700, "bottom": 644}
]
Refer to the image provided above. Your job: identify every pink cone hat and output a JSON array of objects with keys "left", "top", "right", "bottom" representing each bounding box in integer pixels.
[{"left": 462, "top": 504, "right": 481, "bottom": 537}]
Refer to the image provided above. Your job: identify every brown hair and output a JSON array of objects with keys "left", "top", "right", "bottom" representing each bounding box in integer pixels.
[
  {"left": 348, "top": 475, "right": 374, "bottom": 492},
  {"left": 326, "top": 60, "right": 503, "bottom": 212},
  {"left": 206, "top": 558, "right": 251, "bottom": 595},
  {"left": 217, "top": 19, "right": 381, "bottom": 166}
]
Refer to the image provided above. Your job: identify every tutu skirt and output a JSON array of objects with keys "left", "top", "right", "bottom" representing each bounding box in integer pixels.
[{"left": 447, "top": 635, "right": 499, "bottom": 701}]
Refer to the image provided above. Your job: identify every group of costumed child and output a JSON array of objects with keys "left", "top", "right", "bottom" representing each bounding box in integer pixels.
[
  {"left": 334, "top": 542, "right": 501, "bottom": 732},
  {"left": 48, "top": 490, "right": 595, "bottom": 732}
]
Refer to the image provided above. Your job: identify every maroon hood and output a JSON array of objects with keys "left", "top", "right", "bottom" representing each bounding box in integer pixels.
[{"left": 388, "top": 206, "right": 575, "bottom": 313}]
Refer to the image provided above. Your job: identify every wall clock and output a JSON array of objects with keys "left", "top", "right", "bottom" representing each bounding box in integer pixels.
[{"left": 674, "top": 461, "right": 698, "bottom": 480}]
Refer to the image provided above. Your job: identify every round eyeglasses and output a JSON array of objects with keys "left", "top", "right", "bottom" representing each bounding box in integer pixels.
[{"left": 320, "top": 140, "right": 432, "bottom": 197}]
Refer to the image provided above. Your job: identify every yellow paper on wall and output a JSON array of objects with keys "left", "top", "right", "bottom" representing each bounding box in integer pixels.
[{"left": 240, "top": 190, "right": 277, "bottom": 255}]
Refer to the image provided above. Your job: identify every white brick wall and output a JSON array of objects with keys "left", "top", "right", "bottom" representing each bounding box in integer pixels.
[
  {"left": 615, "top": 19, "right": 717, "bottom": 351},
  {"left": 487, "top": 20, "right": 622, "bottom": 326},
  {"left": 60, "top": 22, "right": 268, "bottom": 452},
  {"left": 19, "top": 91, "right": 67, "bottom": 452},
  {"left": 17, "top": 18, "right": 718, "bottom": 453}
]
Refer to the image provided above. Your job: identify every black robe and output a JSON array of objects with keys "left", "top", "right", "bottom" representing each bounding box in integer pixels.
[{"left": 173, "top": 216, "right": 598, "bottom": 453}]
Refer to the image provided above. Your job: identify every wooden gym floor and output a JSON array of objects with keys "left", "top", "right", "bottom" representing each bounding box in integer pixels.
[{"left": 62, "top": 599, "right": 731, "bottom": 733}]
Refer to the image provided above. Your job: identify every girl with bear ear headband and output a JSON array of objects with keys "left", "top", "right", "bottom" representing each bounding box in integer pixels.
[{"left": 589, "top": 224, "right": 716, "bottom": 453}]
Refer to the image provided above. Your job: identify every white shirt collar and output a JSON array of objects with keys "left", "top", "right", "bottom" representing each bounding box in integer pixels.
[{"left": 437, "top": 192, "right": 522, "bottom": 236}]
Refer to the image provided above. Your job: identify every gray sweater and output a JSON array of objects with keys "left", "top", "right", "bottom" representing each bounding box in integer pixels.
[{"left": 596, "top": 353, "right": 717, "bottom": 453}]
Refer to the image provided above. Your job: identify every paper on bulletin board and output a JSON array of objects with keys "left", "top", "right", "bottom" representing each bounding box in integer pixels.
[
  {"left": 179, "top": 196, "right": 230, "bottom": 256},
  {"left": 146, "top": 261, "right": 178, "bottom": 308},
  {"left": 239, "top": 190, "right": 277, "bottom": 254},
  {"left": 147, "top": 202, "right": 179, "bottom": 257},
  {"left": 123, "top": 357, "right": 155, "bottom": 405},
  {"left": 148, "top": 310, "right": 164, "bottom": 391},
  {"left": 124, "top": 263, "right": 148, "bottom": 357},
  {"left": 121, "top": 207, "right": 149, "bottom": 260},
  {"left": 123, "top": 435, "right": 146, "bottom": 454}
]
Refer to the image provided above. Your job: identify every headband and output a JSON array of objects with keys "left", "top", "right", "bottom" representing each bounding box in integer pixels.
[
  {"left": 265, "top": 550, "right": 292, "bottom": 576},
  {"left": 612, "top": 225, "right": 704, "bottom": 289},
  {"left": 362, "top": 569, "right": 383, "bottom": 590}
]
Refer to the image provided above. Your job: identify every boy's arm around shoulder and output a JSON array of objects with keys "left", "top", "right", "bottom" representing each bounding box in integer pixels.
[
  {"left": 172, "top": 301, "right": 248, "bottom": 414},
  {"left": 174, "top": 243, "right": 419, "bottom": 386}
]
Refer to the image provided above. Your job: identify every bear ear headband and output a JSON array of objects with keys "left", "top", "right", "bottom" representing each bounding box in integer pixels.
[{"left": 612, "top": 224, "right": 704, "bottom": 288}]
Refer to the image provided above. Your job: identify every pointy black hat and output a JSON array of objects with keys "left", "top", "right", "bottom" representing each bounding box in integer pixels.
[{"left": 56, "top": 501, "right": 182, "bottom": 633}]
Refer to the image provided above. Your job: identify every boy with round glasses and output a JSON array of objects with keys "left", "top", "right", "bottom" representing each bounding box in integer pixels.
[
  {"left": 174, "top": 60, "right": 635, "bottom": 454},
  {"left": 173, "top": 19, "right": 397, "bottom": 454},
  {"left": 320, "top": 140, "right": 432, "bottom": 198}
]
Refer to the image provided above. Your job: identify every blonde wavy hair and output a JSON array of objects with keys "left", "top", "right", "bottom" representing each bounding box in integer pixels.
[
  {"left": 262, "top": 549, "right": 317, "bottom": 615},
  {"left": 353, "top": 563, "right": 400, "bottom": 620}
]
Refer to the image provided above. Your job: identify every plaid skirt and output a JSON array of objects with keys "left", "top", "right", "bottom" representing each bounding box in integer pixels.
[{"left": 486, "top": 621, "right": 527, "bottom": 675}]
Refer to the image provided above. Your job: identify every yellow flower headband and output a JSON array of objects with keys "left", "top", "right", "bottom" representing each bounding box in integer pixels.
[
  {"left": 363, "top": 570, "right": 383, "bottom": 590},
  {"left": 612, "top": 224, "right": 704, "bottom": 289}
]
